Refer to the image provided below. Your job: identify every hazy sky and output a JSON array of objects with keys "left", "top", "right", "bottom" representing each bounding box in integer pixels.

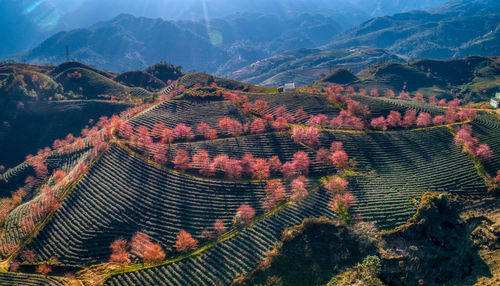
[
  {"left": 11, "top": 0, "right": 452, "bottom": 31},
  {"left": 0, "top": 0, "right": 449, "bottom": 58}
]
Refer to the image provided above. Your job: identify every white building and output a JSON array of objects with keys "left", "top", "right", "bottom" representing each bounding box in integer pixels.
[
  {"left": 491, "top": 97, "right": 499, "bottom": 108},
  {"left": 284, "top": 83, "right": 296, "bottom": 92}
]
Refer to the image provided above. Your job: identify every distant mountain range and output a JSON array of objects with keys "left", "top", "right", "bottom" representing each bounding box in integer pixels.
[
  {"left": 228, "top": 47, "right": 404, "bottom": 86},
  {"left": 324, "top": 0, "right": 500, "bottom": 59},
  {"left": 229, "top": 0, "right": 500, "bottom": 85},
  {"left": 7, "top": 0, "right": 498, "bottom": 86},
  {"left": 20, "top": 12, "right": 355, "bottom": 74},
  {"left": 0, "top": 0, "right": 451, "bottom": 60}
]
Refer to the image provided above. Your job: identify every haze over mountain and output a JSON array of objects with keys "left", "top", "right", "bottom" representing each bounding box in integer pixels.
[
  {"left": 228, "top": 47, "right": 404, "bottom": 86},
  {"left": 1, "top": 0, "right": 450, "bottom": 62},
  {"left": 230, "top": 0, "right": 500, "bottom": 86},
  {"left": 19, "top": 12, "right": 354, "bottom": 73},
  {"left": 325, "top": 0, "right": 500, "bottom": 59}
]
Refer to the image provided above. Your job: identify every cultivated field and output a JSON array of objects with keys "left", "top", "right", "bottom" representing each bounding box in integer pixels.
[{"left": 0, "top": 76, "right": 497, "bottom": 286}]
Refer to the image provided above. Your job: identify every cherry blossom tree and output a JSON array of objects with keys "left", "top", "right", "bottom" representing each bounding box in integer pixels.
[
  {"left": 402, "top": 110, "right": 417, "bottom": 128},
  {"left": 315, "top": 148, "right": 331, "bottom": 165},
  {"left": 329, "top": 192, "right": 356, "bottom": 212},
  {"left": 370, "top": 89, "right": 379, "bottom": 97},
  {"left": 109, "top": 239, "right": 130, "bottom": 264},
  {"left": 20, "top": 250, "right": 35, "bottom": 263},
  {"left": 253, "top": 100, "right": 268, "bottom": 115},
  {"left": 241, "top": 102, "right": 253, "bottom": 115},
  {"left": 119, "top": 122, "right": 134, "bottom": 140},
  {"left": 429, "top": 96, "right": 439, "bottom": 105},
  {"left": 330, "top": 142, "right": 344, "bottom": 153},
  {"left": 370, "top": 116, "right": 388, "bottom": 130},
  {"left": 306, "top": 114, "right": 329, "bottom": 127},
  {"left": 36, "top": 264, "right": 51, "bottom": 276},
  {"left": 386, "top": 111, "right": 402, "bottom": 127},
  {"left": 331, "top": 150, "right": 349, "bottom": 170},
  {"left": 214, "top": 220, "right": 227, "bottom": 235},
  {"left": 52, "top": 170, "right": 67, "bottom": 185},
  {"left": 240, "top": 154, "right": 255, "bottom": 176},
  {"left": 329, "top": 111, "right": 365, "bottom": 130},
  {"left": 161, "top": 128, "right": 175, "bottom": 144},
  {"left": 433, "top": 115, "right": 446, "bottom": 125},
  {"left": 268, "top": 156, "right": 282, "bottom": 173},
  {"left": 135, "top": 126, "right": 153, "bottom": 153},
  {"left": 151, "top": 123, "right": 167, "bottom": 140},
  {"left": 192, "top": 150, "right": 215, "bottom": 176},
  {"left": 173, "top": 149, "right": 191, "bottom": 171},
  {"left": 474, "top": 144, "right": 493, "bottom": 162},
  {"left": 454, "top": 125, "right": 478, "bottom": 151},
  {"left": 32, "top": 158, "right": 48, "bottom": 178},
  {"left": 218, "top": 117, "right": 243, "bottom": 137},
  {"left": 271, "top": 117, "right": 288, "bottom": 131},
  {"left": 445, "top": 109, "right": 459, "bottom": 124},
  {"left": 294, "top": 108, "right": 308, "bottom": 122},
  {"left": 290, "top": 176, "right": 308, "bottom": 201},
  {"left": 173, "top": 123, "right": 194, "bottom": 141},
  {"left": 347, "top": 100, "right": 370, "bottom": 117},
  {"left": 234, "top": 204, "right": 255, "bottom": 225},
  {"left": 223, "top": 159, "right": 243, "bottom": 179},
  {"left": 175, "top": 230, "right": 198, "bottom": 252},
  {"left": 129, "top": 232, "right": 151, "bottom": 258},
  {"left": 325, "top": 176, "right": 348, "bottom": 194},
  {"left": 196, "top": 122, "right": 211, "bottom": 136},
  {"left": 250, "top": 119, "right": 267, "bottom": 134},
  {"left": 413, "top": 93, "right": 424, "bottom": 102},
  {"left": 494, "top": 170, "right": 500, "bottom": 184},
  {"left": 384, "top": 89, "right": 395, "bottom": 98},
  {"left": 292, "top": 151, "right": 311, "bottom": 176},
  {"left": 281, "top": 161, "right": 298, "bottom": 180},
  {"left": 291, "top": 126, "right": 320, "bottom": 148},
  {"left": 458, "top": 109, "right": 477, "bottom": 121},
  {"left": 448, "top": 98, "right": 460, "bottom": 109},
  {"left": 151, "top": 144, "right": 168, "bottom": 165},
  {"left": 251, "top": 158, "right": 271, "bottom": 180},
  {"left": 143, "top": 243, "right": 166, "bottom": 263},
  {"left": 263, "top": 181, "right": 286, "bottom": 210},
  {"left": 399, "top": 91, "right": 410, "bottom": 99},
  {"left": 416, "top": 112, "right": 432, "bottom": 127}
]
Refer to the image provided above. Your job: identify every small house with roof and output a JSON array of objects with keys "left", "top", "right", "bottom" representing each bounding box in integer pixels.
[
  {"left": 277, "top": 83, "right": 296, "bottom": 93},
  {"left": 491, "top": 92, "right": 500, "bottom": 108}
]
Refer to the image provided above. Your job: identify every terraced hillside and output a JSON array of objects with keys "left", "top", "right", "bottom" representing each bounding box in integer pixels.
[
  {"left": 26, "top": 145, "right": 268, "bottom": 266},
  {"left": 349, "top": 94, "right": 445, "bottom": 119},
  {"left": 129, "top": 99, "right": 253, "bottom": 132},
  {"left": 168, "top": 132, "right": 334, "bottom": 175},
  {"left": 471, "top": 113, "right": 500, "bottom": 176},
  {"left": 105, "top": 187, "right": 334, "bottom": 286},
  {"left": 0, "top": 272, "right": 67, "bottom": 286},
  {"left": 0, "top": 73, "right": 497, "bottom": 286},
  {"left": 246, "top": 93, "right": 341, "bottom": 124},
  {"left": 0, "top": 144, "right": 93, "bottom": 249},
  {"left": 319, "top": 128, "right": 487, "bottom": 229}
]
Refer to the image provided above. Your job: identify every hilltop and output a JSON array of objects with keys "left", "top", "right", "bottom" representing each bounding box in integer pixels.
[
  {"left": 19, "top": 12, "right": 354, "bottom": 74},
  {"left": 0, "top": 62, "right": 184, "bottom": 169},
  {"left": 318, "top": 56, "right": 500, "bottom": 102},
  {"left": 0, "top": 64, "right": 498, "bottom": 285},
  {"left": 228, "top": 47, "right": 403, "bottom": 86}
]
